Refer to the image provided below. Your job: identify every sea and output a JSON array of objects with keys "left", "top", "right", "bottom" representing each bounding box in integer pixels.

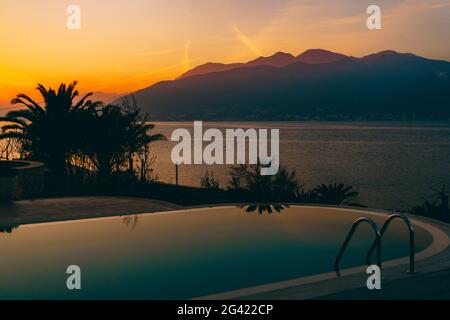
[{"left": 148, "top": 121, "right": 450, "bottom": 210}]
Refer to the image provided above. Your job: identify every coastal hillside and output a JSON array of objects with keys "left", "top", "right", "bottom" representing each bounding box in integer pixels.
[{"left": 117, "top": 49, "right": 450, "bottom": 120}]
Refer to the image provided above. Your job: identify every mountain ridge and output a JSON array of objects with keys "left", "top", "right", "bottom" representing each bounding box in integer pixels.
[
  {"left": 116, "top": 49, "right": 450, "bottom": 121},
  {"left": 178, "top": 48, "right": 351, "bottom": 79}
]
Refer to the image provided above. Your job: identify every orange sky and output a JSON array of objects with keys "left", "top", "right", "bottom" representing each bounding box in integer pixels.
[{"left": 1, "top": 0, "right": 449, "bottom": 108}]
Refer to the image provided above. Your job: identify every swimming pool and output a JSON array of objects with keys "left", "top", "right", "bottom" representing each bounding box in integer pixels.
[{"left": 0, "top": 206, "right": 436, "bottom": 299}]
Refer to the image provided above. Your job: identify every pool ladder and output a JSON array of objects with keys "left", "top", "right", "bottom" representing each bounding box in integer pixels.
[{"left": 334, "top": 212, "right": 415, "bottom": 277}]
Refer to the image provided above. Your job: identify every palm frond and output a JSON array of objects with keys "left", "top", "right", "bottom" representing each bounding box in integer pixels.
[
  {"left": 4, "top": 110, "right": 35, "bottom": 122},
  {"left": 0, "top": 117, "right": 28, "bottom": 127},
  {"left": 13, "top": 93, "right": 44, "bottom": 114},
  {"left": 0, "top": 132, "right": 27, "bottom": 140},
  {"left": 36, "top": 84, "right": 50, "bottom": 103},
  {"left": 1, "top": 124, "right": 24, "bottom": 132},
  {"left": 10, "top": 97, "right": 40, "bottom": 115},
  {"left": 146, "top": 133, "right": 166, "bottom": 142},
  {"left": 67, "top": 81, "right": 80, "bottom": 100},
  {"left": 73, "top": 92, "right": 94, "bottom": 110}
]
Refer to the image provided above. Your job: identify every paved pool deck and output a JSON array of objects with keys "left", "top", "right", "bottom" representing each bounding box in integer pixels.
[
  {"left": 318, "top": 219, "right": 450, "bottom": 300},
  {"left": 318, "top": 268, "right": 450, "bottom": 300},
  {"left": 0, "top": 196, "right": 180, "bottom": 227},
  {"left": 234, "top": 214, "right": 450, "bottom": 300}
]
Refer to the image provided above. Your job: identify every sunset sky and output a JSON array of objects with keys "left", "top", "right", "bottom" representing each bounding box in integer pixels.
[{"left": 1, "top": 0, "right": 449, "bottom": 108}]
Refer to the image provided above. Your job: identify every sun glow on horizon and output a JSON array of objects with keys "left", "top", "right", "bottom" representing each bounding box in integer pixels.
[{"left": 1, "top": 0, "right": 449, "bottom": 107}]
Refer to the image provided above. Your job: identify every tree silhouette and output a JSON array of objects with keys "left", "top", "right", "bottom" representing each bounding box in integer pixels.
[
  {"left": 201, "top": 170, "right": 220, "bottom": 189},
  {"left": 294, "top": 188, "right": 319, "bottom": 203},
  {"left": 427, "top": 184, "right": 449, "bottom": 210},
  {"left": 314, "top": 183, "right": 358, "bottom": 205},
  {"left": 83, "top": 103, "right": 165, "bottom": 185},
  {"left": 0, "top": 81, "right": 101, "bottom": 177},
  {"left": 229, "top": 163, "right": 299, "bottom": 214}
]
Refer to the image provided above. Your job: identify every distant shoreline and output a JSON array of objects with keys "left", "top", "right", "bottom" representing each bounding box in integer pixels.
[{"left": 148, "top": 119, "right": 450, "bottom": 124}]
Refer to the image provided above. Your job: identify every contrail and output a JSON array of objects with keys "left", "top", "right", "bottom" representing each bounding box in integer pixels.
[
  {"left": 181, "top": 42, "right": 191, "bottom": 73},
  {"left": 232, "top": 26, "right": 262, "bottom": 57}
]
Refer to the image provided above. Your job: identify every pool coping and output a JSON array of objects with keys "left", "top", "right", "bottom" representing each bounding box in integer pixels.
[
  {"left": 0, "top": 196, "right": 180, "bottom": 228},
  {"left": 190, "top": 205, "right": 450, "bottom": 300}
]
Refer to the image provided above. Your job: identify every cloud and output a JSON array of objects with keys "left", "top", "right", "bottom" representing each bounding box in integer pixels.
[
  {"left": 252, "top": 0, "right": 450, "bottom": 43},
  {"left": 232, "top": 26, "right": 263, "bottom": 57},
  {"left": 385, "top": 0, "right": 450, "bottom": 20}
]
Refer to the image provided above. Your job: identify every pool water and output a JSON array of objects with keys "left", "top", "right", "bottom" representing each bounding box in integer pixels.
[{"left": 0, "top": 206, "right": 433, "bottom": 299}]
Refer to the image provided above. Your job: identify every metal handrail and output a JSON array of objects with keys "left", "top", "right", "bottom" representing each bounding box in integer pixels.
[
  {"left": 366, "top": 213, "right": 415, "bottom": 273},
  {"left": 334, "top": 217, "right": 382, "bottom": 277}
]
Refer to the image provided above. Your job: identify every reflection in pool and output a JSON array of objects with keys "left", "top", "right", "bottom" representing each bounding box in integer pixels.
[
  {"left": 0, "top": 225, "right": 19, "bottom": 234},
  {"left": 0, "top": 206, "right": 433, "bottom": 299}
]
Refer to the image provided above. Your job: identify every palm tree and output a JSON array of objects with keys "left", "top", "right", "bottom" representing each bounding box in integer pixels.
[
  {"left": 84, "top": 104, "right": 165, "bottom": 184},
  {"left": 314, "top": 183, "right": 359, "bottom": 205},
  {"left": 294, "top": 188, "right": 319, "bottom": 203},
  {"left": 427, "top": 184, "right": 449, "bottom": 211},
  {"left": 229, "top": 163, "right": 299, "bottom": 214},
  {"left": 0, "top": 81, "right": 101, "bottom": 176},
  {"left": 201, "top": 170, "right": 220, "bottom": 189}
]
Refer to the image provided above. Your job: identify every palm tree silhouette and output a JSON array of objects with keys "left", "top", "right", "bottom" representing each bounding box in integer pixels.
[
  {"left": 427, "top": 184, "right": 449, "bottom": 210},
  {"left": 314, "top": 183, "right": 358, "bottom": 205},
  {"left": 229, "top": 163, "right": 299, "bottom": 214},
  {"left": 84, "top": 104, "right": 165, "bottom": 184},
  {"left": 0, "top": 81, "right": 101, "bottom": 177},
  {"left": 294, "top": 188, "right": 319, "bottom": 203}
]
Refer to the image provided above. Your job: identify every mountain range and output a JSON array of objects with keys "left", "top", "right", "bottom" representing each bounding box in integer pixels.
[
  {"left": 177, "top": 49, "right": 351, "bottom": 79},
  {"left": 116, "top": 49, "right": 450, "bottom": 121}
]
